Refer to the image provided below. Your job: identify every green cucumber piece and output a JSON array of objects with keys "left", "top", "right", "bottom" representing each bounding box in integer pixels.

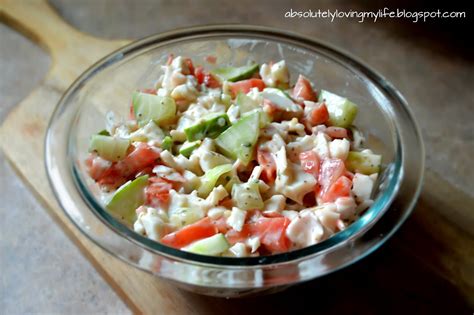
[
  {"left": 231, "top": 181, "right": 264, "bottom": 210},
  {"left": 346, "top": 151, "right": 382, "bottom": 175},
  {"left": 236, "top": 93, "right": 259, "bottom": 113},
  {"left": 318, "top": 90, "right": 358, "bottom": 128},
  {"left": 211, "top": 63, "right": 259, "bottom": 82},
  {"left": 184, "top": 113, "right": 231, "bottom": 142},
  {"left": 179, "top": 140, "right": 201, "bottom": 158},
  {"left": 161, "top": 136, "right": 173, "bottom": 151},
  {"left": 198, "top": 164, "right": 233, "bottom": 197},
  {"left": 106, "top": 175, "right": 149, "bottom": 224},
  {"left": 97, "top": 129, "right": 110, "bottom": 136},
  {"left": 215, "top": 111, "right": 260, "bottom": 165},
  {"left": 132, "top": 91, "right": 176, "bottom": 127},
  {"left": 183, "top": 233, "right": 230, "bottom": 255},
  {"left": 89, "top": 135, "right": 130, "bottom": 162},
  {"left": 260, "top": 88, "right": 301, "bottom": 112}
]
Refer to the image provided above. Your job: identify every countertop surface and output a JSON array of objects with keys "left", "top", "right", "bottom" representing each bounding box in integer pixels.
[{"left": 1, "top": 1, "right": 472, "bottom": 314}]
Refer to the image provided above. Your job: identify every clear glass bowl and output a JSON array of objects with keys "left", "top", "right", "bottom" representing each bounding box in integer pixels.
[{"left": 45, "top": 25, "right": 424, "bottom": 297}]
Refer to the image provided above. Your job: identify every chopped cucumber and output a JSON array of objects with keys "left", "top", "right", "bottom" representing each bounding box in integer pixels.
[
  {"left": 198, "top": 164, "right": 233, "bottom": 197},
  {"left": 179, "top": 140, "right": 201, "bottom": 158},
  {"left": 161, "top": 136, "right": 173, "bottom": 151},
  {"left": 89, "top": 135, "right": 130, "bottom": 162},
  {"left": 183, "top": 233, "right": 230, "bottom": 255},
  {"left": 97, "top": 129, "right": 110, "bottom": 136},
  {"left": 318, "top": 90, "right": 358, "bottom": 128},
  {"left": 184, "top": 113, "right": 231, "bottom": 142},
  {"left": 132, "top": 91, "right": 176, "bottom": 127},
  {"left": 231, "top": 181, "right": 264, "bottom": 210},
  {"left": 260, "top": 88, "right": 301, "bottom": 112},
  {"left": 169, "top": 208, "right": 204, "bottom": 228},
  {"left": 211, "top": 63, "right": 259, "bottom": 82},
  {"left": 215, "top": 111, "right": 260, "bottom": 165},
  {"left": 236, "top": 93, "right": 259, "bottom": 113},
  {"left": 106, "top": 175, "right": 149, "bottom": 224},
  {"left": 346, "top": 151, "right": 382, "bottom": 175}
]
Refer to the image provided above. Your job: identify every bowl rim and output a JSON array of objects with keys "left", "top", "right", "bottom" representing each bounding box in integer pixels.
[{"left": 46, "top": 24, "right": 424, "bottom": 269}]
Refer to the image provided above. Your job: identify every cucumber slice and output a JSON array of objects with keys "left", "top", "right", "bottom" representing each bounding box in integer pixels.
[
  {"left": 260, "top": 88, "right": 301, "bottom": 112},
  {"left": 211, "top": 63, "right": 259, "bottom": 82},
  {"left": 161, "top": 136, "right": 173, "bottom": 151},
  {"left": 318, "top": 90, "right": 358, "bottom": 128},
  {"left": 346, "top": 151, "right": 382, "bottom": 175},
  {"left": 215, "top": 111, "right": 260, "bottom": 165},
  {"left": 89, "top": 135, "right": 130, "bottom": 162},
  {"left": 183, "top": 233, "right": 230, "bottom": 255},
  {"left": 236, "top": 93, "right": 259, "bottom": 113},
  {"left": 132, "top": 91, "right": 176, "bottom": 127},
  {"left": 106, "top": 175, "right": 149, "bottom": 224},
  {"left": 184, "top": 113, "right": 231, "bottom": 142},
  {"left": 179, "top": 140, "right": 201, "bottom": 158},
  {"left": 198, "top": 164, "right": 233, "bottom": 197},
  {"left": 231, "top": 181, "right": 264, "bottom": 210},
  {"left": 169, "top": 208, "right": 204, "bottom": 228}
]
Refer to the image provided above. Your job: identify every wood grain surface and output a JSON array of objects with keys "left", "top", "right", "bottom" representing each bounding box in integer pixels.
[{"left": 1, "top": 1, "right": 472, "bottom": 313}]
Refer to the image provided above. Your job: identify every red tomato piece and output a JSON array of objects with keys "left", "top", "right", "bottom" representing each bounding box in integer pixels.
[
  {"left": 225, "top": 224, "right": 252, "bottom": 245},
  {"left": 218, "top": 197, "right": 234, "bottom": 209},
  {"left": 205, "top": 55, "right": 217, "bottom": 64},
  {"left": 145, "top": 177, "right": 172, "bottom": 207},
  {"left": 229, "top": 79, "right": 265, "bottom": 96},
  {"left": 292, "top": 75, "right": 317, "bottom": 101},
  {"left": 204, "top": 73, "right": 221, "bottom": 88},
  {"left": 299, "top": 150, "right": 320, "bottom": 179},
  {"left": 194, "top": 66, "right": 205, "bottom": 84},
  {"left": 325, "top": 126, "right": 349, "bottom": 139},
  {"left": 318, "top": 158, "right": 346, "bottom": 198},
  {"left": 252, "top": 217, "right": 291, "bottom": 253},
  {"left": 306, "top": 103, "right": 329, "bottom": 126},
  {"left": 211, "top": 216, "right": 229, "bottom": 234},
  {"left": 161, "top": 217, "right": 218, "bottom": 249},
  {"left": 321, "top": 176, "right": 352, "bottom": 203},
  {"left": 183, "top": 58, "right": 194, "bottom": 75},
  {"left": 257, "top": 149, "right": 276, "bottom": 183},
  {"left": 116, "top": 143, "right": 160, "bottom": 177}
]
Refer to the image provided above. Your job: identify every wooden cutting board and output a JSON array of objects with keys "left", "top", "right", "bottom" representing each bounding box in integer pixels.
[{"left": 1, "top": 1, "right": 473, "bottom": 313}]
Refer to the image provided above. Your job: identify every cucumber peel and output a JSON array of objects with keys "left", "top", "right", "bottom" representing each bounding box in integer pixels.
[
  {"left": 211, "top": 63, "right": 259, "bottom": 82},
  {"left": 179, "top": 141, "right": 201, "bottom": 158},
  {"left": 106, "top": 175, "right": 149, "bottom": 224},
  {"left": 183, "top": 233, "right": 230, "bottom": 255},
  {"left": 161, "top": 136, "right": 173, "bottom": 151},
  {"left": 232, "top": 181, "right": 264, "bottom": 210},
  {"left": 132, "top": 91, "right": 176, "bottom": 127},
  {"left": 319, "top": 90, "right": 358, "bottom": 128},
  {"left": 346, "top": 151, "right": 382, "bottom": 175},
  {"left": 184, "top": 113, "right": 231, "bottom": 142},
  {"left": 198, "top": 164, "right": 233, "bottom": 197},
  {"left": 216, "top": 111, "right": 260, "bottom": 165},
  {"left": 89, "top": 135, "right": 130, "bottom": 162}
]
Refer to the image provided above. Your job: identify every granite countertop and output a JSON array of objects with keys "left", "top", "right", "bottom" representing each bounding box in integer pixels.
[{"left": 1, "top": 1, "right": 472, "bottom": 314}]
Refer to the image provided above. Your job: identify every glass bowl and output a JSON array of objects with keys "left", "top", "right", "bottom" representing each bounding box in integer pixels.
[{"left": 45, "top": 25, "right": 424, "bottom": 298}]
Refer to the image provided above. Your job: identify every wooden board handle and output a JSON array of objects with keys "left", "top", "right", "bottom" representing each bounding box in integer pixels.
[{"left": 0, "top": 0, "right": 128, "bottom": 78}]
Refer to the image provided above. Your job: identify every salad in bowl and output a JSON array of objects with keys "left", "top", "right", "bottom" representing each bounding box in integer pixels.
[{"left": 86, "top": 55, "right": 382, "bottom": 257}]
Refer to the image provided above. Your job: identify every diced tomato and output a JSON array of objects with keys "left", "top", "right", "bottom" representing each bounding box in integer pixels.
[
  {"left": 184, "top": 58, "right": 194, "bottom": 75},
  {"left": 344, "top": 170, "right": 355, "bottom": 180},
  {"left": 194, "top": 66, "right": 205, "bottom": 84},
  {"left": 252, "top": 217, "right": 291, "bottom": 253},
  {"left": 129, "top": 103, "right": 135, "bottom": 120},
  {"left": 257, "top": 149, "right": 276, "bottom": 183},
  {"left": 161, "top": 217, "right": 218, "bottom": 249},
  {"left": 293, "top": 75, "right": 317, "bottom": 101},
  {"left": 318, "top": 158, "right": 346, "bottom": 198},
  {"left": 325, "top": 126, "right": 348, "bottom": 139},
  {"left": 116, "top": 143, "right": 160, "bottom": 177},
  {"left": 204, "top": 73, "right": 221, "bottom": 88},
  {"left": 142, "top": 88, "right": 157, "bottom": 95},
  {"left": 218, "top": 197, "right": 233, "bottom": 209},
  {"left": 225, "top": 217, "right": 291, "bottom": 254},
  {"left": 322, "top": 176, "right": 352, "bottom": 203},
  {"left": 246, "top": 209, "right": 263, "bottom": 223},
  {"left": 306, "top": 103, "right": 329, "bottom": 126},
  {"left": 263, "top": 98, "right": 280, "bottom": 117},
  {"left": 145, "top": 177, "right": 172, "bottom": 207},
  {"left": 229, "top": 79, "right": 265, "bottom": 96},
  {"left": 211, "top": 216, "right": 229, "bottom": 234},
  {"left": 299, "top": 150, "right": 320, "bottom": 179},
  {"left": 86, "top": 155, "right": 126, "bottom": 188}
]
